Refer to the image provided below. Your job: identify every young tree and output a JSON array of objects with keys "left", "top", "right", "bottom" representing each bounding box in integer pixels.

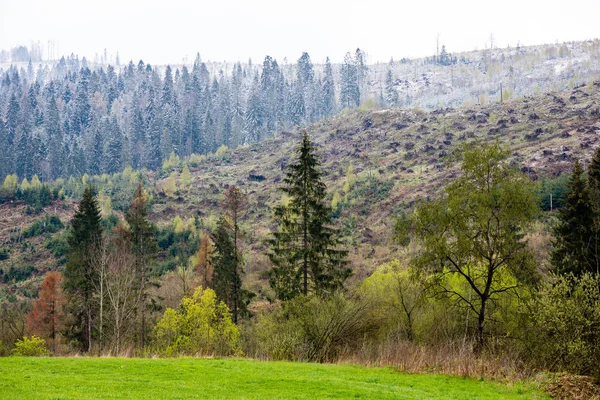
[
  {"left": 125, "top": 182, "right": 157, "bottom": 349},
  {"left": 406, "top": 143, "right": 538, "bottom": 351},
  {"left": 27, "top": 271, "right": 65, "bottom": 353},
  {"left": 63, "top": 184, "right": 103, "bottom": 352},
  {"left": 268, "top": 131, "right": 350, "bottom": 300},
  {"left": 552, "top": 160, "right": 599, "bottom": 275},
  {"left": 193, "top": 233, "right": 214, "bottom": 288},
  {"left": 104, "top": 223, "right": 139, "bottom": 354}
]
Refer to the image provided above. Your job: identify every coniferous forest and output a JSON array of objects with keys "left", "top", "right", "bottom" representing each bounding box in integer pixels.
[{"left": 0, "top": 51, "right": 367, "bottom": 182}]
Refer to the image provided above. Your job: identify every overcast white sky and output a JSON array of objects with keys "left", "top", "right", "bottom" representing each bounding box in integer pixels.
[{"left": 0, "top": 0, "right": 598, "bottom": 65}]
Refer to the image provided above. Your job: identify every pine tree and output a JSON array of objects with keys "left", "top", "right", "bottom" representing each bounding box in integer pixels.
[
  {"left": 222, "top": 186, "right": 248, "bottom": 323},
  {"left": 385, "top": 69, "right": 399, "bottom": 106},
  {"left": 63, "top": 184, "right": 103, "bottom": 352},
  {"left": 5, "top": 92, "right": 20, "bottom": 146},
  {"left": 551, "top": 160, "right": 600, "bottom": 275},
  {"left": 210, "top": 216, "right": 237, "bottom": 315},
  {"left": 106, "top": 117, "right": 123, "bottom": 174},
  {"left": 340, "top": 52, "right": 360, "bottom": 108},
  {"left": 125, "top": 182, "right": 157, "bottom": 349},
  {"left": 267, "top": 131, "right": 350, "bottom": 300},
  {"left": 322, "top": 57, "right": 335, "bottom": 116}
]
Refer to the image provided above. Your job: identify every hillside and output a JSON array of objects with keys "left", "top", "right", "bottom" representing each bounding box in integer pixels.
[{"left": 2, "top": 80, "right": 600, "bottom": 300}]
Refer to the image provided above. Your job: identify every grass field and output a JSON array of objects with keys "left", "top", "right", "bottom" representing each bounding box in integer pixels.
[{"left": 0, "top": 357, "right": 548, "bottom": 399}]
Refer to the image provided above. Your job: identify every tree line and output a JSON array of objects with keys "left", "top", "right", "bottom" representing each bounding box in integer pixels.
[
  {"left": 21, "top": 131, "right": 348, "bottom": 354},
  {"left": 0, "top": 49, "right": 369, "bottom": 183}
]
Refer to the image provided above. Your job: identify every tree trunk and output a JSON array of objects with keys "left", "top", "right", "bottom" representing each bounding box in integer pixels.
[{"left": 475, "top": 297, "right": 487, "bottom": 353}]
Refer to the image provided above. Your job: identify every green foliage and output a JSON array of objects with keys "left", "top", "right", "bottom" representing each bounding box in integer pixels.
[
  {"left": 3, "top": 265, "right": 37, "bottom": 283},
  {"left": 406, "top": 142, "right": 539, "bottom": 349},
  {"left": 45, "top": 230, "right": 69, "bottom": 260},
  {"left": 536, "top": 174, "right": 569, "bottom": 211},
  {"left": 526, "top": 273, "right": 600, "bottom": 380},
  {"left": 268, "top": 132, "right": 350, "bottom": 300},
  {"left": 12, "top": 335, "right": 50, "bottom": 357},
  {"left": 63, "top": 184, "right": 103, "bottom": 352},
  {"left": 181, "top": 164, "right": 191, "bottom": 187},
  {"left": 153, "top": 287, "right": 240, "bottom": 356},
  {"left": 215, "top": 144, "right": 229, "bottom": 159},
  {"left": 246, "top": 293, "right": 377, "bottom": 362},
  {"left": 0, "top": 247, "right": 9, "bottom": 261},
  {"left": 551, "top": 160, "right": 600, "bottom": 275},
  {"left": 162, "top": 151, "right": 181, "bottom": 170},
  {"left": 22, "top": 215, "right": 64, "bottom": 238},
  {"left": 361, "top": 260, "right": 428, "bottom": 342}
]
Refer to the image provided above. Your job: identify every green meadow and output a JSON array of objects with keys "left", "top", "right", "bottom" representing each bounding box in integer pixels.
[{"left": 0, "top": 357, "right": 548, "bottom": 399}]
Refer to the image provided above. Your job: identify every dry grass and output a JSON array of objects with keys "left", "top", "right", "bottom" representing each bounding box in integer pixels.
[{"left": 340, "top": 339, "right": 534, "bottom": 382}]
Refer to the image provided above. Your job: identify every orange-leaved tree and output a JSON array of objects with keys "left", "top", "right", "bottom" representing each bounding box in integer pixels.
[{"left": 27, "top": 271, "right": 65, "bottom": 353}]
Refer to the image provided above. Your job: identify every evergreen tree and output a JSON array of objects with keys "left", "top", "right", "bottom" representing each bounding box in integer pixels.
[
  {"left": 385, "top": 69, "right": 399, "bottom": 106},
  {"left": 63, "top": 185, "right": 103, "bottom": 352},
  {"left": 106, "top": 117, "right": 123, "bottom": 174},
  {"left": 5, "top": 92, "right": 20, "bottom": 146},
  {"left": 322, "top": 57, "right": 335, "bottom": 116},
  {"left": 222, "top": 186, "right": 248, "bottom": 323},
  {"left": 267, "top": 131, "right": 350, "bottom": 300},
  {"left": 551, "top": 160, "right": 600, "bottom": 275},
  {"left": 210, "top": 216, "right": 237, "bottom": 315},
  {"left": 125, "top": 182, "right": 157, "bottom": 349},
  {"left": 340, "top": 52, "right": 360, "bottom": 108}
]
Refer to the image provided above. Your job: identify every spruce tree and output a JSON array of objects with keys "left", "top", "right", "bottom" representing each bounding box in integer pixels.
[
  {"left": 551, "top": 160, "right": 600, "bottom": 275},
  {"left": 210, "top": 216, "right": 237, "bottom": 314},
  {"left": 63, "top": 184, "right": 103, "bottom": 352},
  {"left": 322, "top": 57, "right": 335, "bottom": 116},
  {"left": 385, "top": 69, "right": 399, "bottom": 106},
  {"left": 125, "top": 182, "right": 157, "bottom": 349},
  {"left": 222, "top": 186, "right": 248, "bottom": 323},
  {"left": 267, "top": 131, "right": 350, "bottom": 300}
]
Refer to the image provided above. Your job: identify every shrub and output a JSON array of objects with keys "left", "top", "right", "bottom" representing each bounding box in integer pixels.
[
  {"left": 45, "top": 230, "right": 69, "bottom": 259},
  {"left": 153, "top": 287, "right": 240, "bottom": 356},
  {"left": 525, "top": 273, "right": 600, "bottom": 380},
  {"left": 12, "top": 336, "right": 50, "bottom": 356},
  {"left": 3, "top": 265, "right": 37, "bottom": 283},
  {"left": 0, "top": 247, "right": 9, "bottom": 260},
  {"left": 22, "top": 215, "right": 64, "bottom": 238},
  {"left": 244, "top": 293, "right": 378, "bottom": 362}
]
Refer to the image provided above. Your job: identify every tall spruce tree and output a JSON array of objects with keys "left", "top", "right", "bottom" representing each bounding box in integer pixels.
[
  {"left": 551, "top": 160, "right": 600, "bottom": 275},
  {"left": 125, "top": 182, "right": 157, "bottom": 349},
  {"left": 63, "top": 184, "right": 103, "bottom": 352},
  {"left": 267, "top": 131, "right": 350, "bottom": 300},
  {"left": 210, "top": 216, "right": 237, "bottom": 315},
  {"left": 222, "top": 186, "right": 248, "bottom": 323}
]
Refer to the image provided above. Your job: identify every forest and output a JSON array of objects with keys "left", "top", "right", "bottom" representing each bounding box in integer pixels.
[{"left": 1, "top": 40, "right": 600, "bottom": 399}]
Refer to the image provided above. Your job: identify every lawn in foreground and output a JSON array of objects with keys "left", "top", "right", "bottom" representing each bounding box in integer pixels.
[{"left": 0, "top": 357, "right": 548, "bottom": 399}]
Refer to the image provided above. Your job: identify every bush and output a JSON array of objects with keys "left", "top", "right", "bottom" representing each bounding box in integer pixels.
[
  {"left": 45, "top": 230, "right": 69, "bottom": 260},
  {"left": 0, "top": 247, "right": 9, "bottom": 260},
  {"left": 12, "top": 336, "right": 50, "bottom": 357},
  {"left": 153, "top": 287, "right": 240, "bottom": 356},
  {"left": 244, "top": 293, "right": 378, "bottom": 362},
  {"left": 22, "top": 215, "right": 64, "bottom": 238},
  {"left": 525, "top": 273, "right": 600, "bottom": 380},
  {"left": 3, "top": 265, "right": 37, "bottom": 283}
]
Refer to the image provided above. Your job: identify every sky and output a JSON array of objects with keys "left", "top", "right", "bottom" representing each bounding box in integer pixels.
[{"left": 0, "top": 0, "right": 599, "bottom": 65}]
